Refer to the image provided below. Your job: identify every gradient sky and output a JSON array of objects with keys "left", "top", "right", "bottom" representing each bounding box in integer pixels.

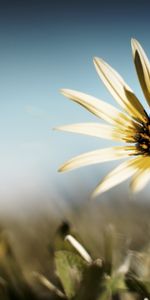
[{"left": 1, "top": 0, "right": 150, "bottom": 212}]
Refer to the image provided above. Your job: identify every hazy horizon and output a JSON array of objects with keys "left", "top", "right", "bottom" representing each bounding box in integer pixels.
[{"left": 1, "top": 0, "right": 150, "bottom": 213}]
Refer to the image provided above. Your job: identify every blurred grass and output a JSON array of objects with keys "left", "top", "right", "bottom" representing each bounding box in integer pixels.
[{"left": 0, "top": 195, "right": 150, "bottom": 299}]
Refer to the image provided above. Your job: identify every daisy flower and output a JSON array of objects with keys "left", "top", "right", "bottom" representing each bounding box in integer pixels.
[{"left": 57, "top": 39, "right": 150, "bottom": 196}]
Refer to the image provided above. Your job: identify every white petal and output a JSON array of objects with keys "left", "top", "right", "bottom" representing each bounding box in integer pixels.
[
  {"left": 131, "top": 170, "right": 150, "bottom": 192},
  {"left": 130, "top": 157, "right": 150, "bottom": 192},
  {"left": 93, "top": 57, "right": 148, "bottom": 123},
  {"left": 65, "top": 235, "right": 92, "bottom": 263},
  {"left": 131, "top": 39, "right": 150, "bottom": 106},
  {"left": 33, "top": 272, "right": 66, "bottom": 298},
  {"left": 55, "top": 123, "right": 129, "bottom": 141},
  {"left": 117, "top": 251, "right": 133, "bottom": 275},
  {"left": 92, "top": 156, "right": 143, "bottom": 197},
  {"left": 60, "top": 89, "right": 135, "bottom": 129},
  {"left": 58, "top": 146, "right": 137, "bottom": 172}
]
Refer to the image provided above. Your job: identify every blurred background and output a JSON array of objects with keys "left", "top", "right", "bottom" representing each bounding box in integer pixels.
[
  {"left": 1, "top": 3, "right": 150, "bottom": 299},
  {"left": 0, "top": 0, "right": 150, "bottom": 217}
]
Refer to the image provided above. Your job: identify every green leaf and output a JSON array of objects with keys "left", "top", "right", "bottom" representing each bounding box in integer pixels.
[
  {"left": 106, "top": 274, "right": 127, "bottom": 293},
  {"left": 55, "top": 250, "right": 87, "bottom": 299}
]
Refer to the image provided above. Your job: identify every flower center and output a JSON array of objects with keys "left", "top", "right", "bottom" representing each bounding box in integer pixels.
[{"left": 135, "top": 122, "right": 150, "bottom": 155}]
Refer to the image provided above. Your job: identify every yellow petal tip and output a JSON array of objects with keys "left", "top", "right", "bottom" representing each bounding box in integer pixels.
[
  {"left": 131, "top": 37, "right": 136, "bottom": 44},
  {"left": 93, "top": 57, "right": 102, "bottom": 65},
  {"left": 131, "top": 38, "right": 140, "bottom": 52},
  {"left": 91, "top": 187, "right": 102, "bottom": 199},
  {"left": 60, "top": 88, "right": 70, "bottom": 96},
  {"left": 53, "top": 126, "right": 63, "bottom": 132},
  {"left": 58, "top": 163, "right": 69, "bottom": 173},
  {"left": 58, "top": 166, "right": 64, "bottom": 172},
  {"left": 93, "top": 56, "right": 99, "bottom": 62}
]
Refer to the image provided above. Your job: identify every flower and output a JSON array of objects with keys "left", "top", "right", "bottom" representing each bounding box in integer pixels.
[{"left": 57, "top": 39, "right": 150, "bottom": 196}]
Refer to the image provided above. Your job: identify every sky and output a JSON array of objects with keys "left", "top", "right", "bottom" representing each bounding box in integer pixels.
[{"left": 1, "top": 0, "right": 150, "bottom": 213}]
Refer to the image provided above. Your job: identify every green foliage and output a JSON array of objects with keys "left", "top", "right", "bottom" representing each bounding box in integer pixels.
[
  {"left": 55, "top": 249, "right": 128, "bottom": 300},
  {"left": 55, "top": 250, "right": 87, "bottom": 298},
  {"left": 1, "top": 207, "right": 150, "bottom": 300}
]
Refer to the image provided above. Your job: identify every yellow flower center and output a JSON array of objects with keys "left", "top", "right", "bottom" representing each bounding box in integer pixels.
[{"left": 135, "top": 123, "right": 150, "bottom": 155}]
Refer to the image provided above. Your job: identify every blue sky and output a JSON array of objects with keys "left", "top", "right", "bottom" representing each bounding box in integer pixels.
[{"left": 1, "top": 0, "right": 150, "bottom": 212}]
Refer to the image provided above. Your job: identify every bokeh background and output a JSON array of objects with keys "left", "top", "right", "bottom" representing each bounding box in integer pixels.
[{"left": 1, "top": 0, "right": 150, "bottom": 216}]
